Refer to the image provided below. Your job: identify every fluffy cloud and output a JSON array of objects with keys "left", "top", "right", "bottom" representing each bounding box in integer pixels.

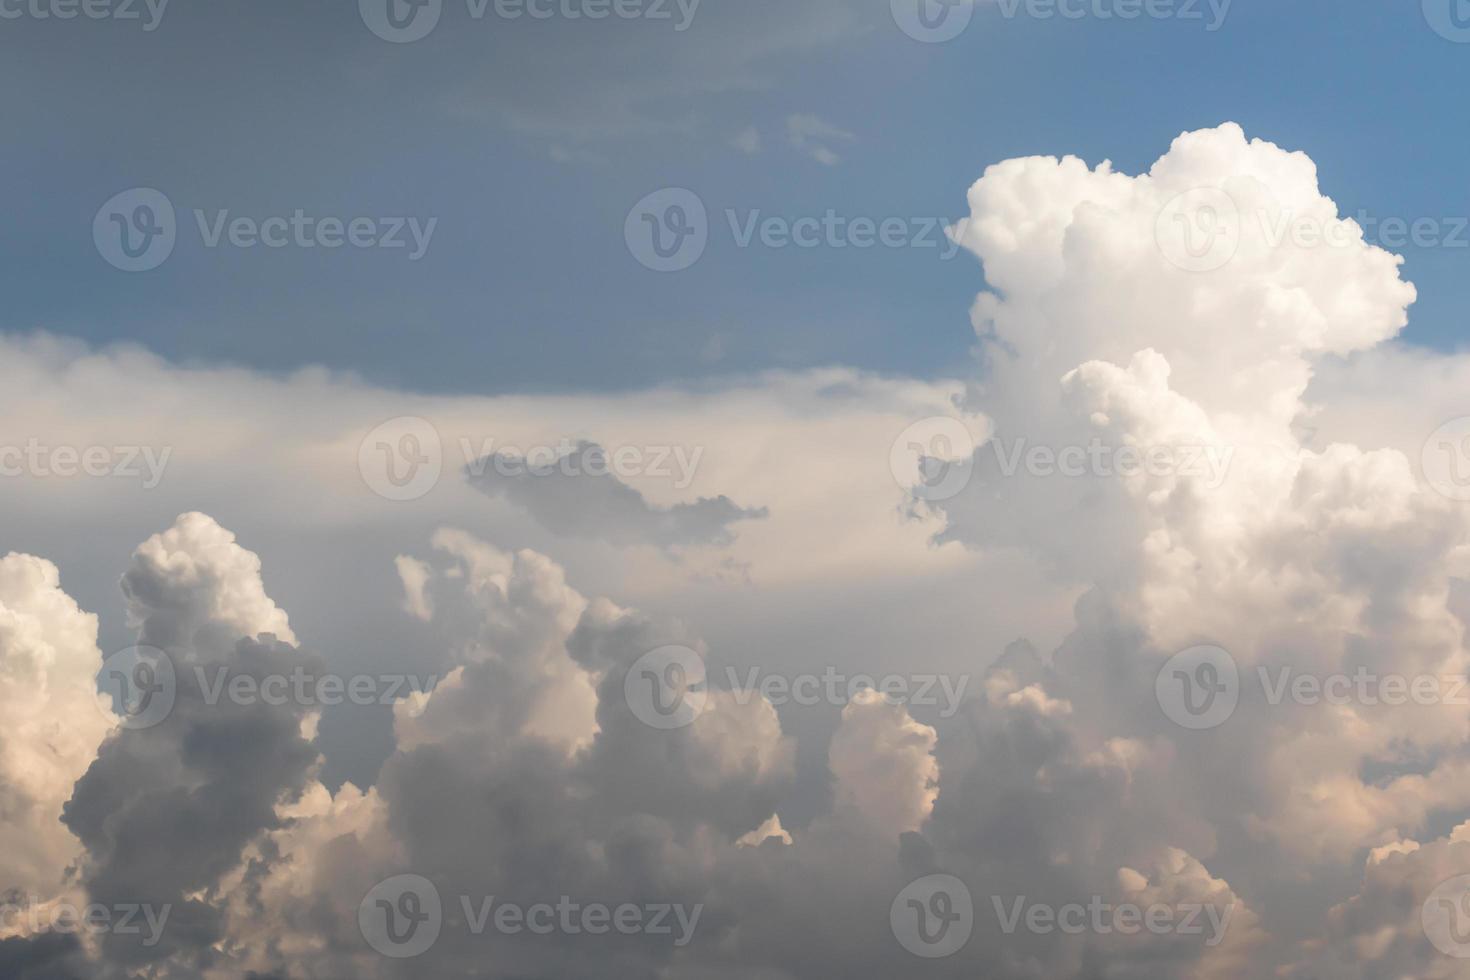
[
  {"left": 0, "top": 553, "right": 111, "bottom": 920},
  {"left": 4, "top": 123, "right": 1470, "bottom": 978}
]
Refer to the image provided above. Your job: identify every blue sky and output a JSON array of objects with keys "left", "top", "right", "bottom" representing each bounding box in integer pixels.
[{"left": 4, "top": 0, "right": 1467, "bottom": 392}]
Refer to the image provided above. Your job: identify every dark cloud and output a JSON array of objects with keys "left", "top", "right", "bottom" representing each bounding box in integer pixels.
[{"left": 468, "top": 441, "right": 767, "bottom": 548}]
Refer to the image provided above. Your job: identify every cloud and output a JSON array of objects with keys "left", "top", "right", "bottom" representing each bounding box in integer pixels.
[
  {"left": 61, "top": 514, "right": 324, "bottom": 971},
  {"left": 0, "top": 553, "right": 111, "bottom": 908},
  {"left": 467, "top": 441, "right": 769, "bottom": 549},
  {"left": 732, "top": 126, "right": 762, "bottom": 155},
  {"left": 787, "top": 113, "right": 856, "bottom": 165},
  {"left": 6, "top": 124, "right": 1470, "bottom": 978}
]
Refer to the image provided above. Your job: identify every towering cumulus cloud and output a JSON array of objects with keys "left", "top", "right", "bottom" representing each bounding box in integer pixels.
[
  {"left": 3, "top": 124, "right": 1470, "bottom": 977},
  {"left": 0, "top": 552, "right": 112, "bottom": 976}
]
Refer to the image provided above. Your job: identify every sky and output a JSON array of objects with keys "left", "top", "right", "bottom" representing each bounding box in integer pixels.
[
  {"left": 8, "top": 2, "right": 1470, "bottom": 979},
  {"left": 2, "top": 0, "right": 1467, "bottom": 392}
]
